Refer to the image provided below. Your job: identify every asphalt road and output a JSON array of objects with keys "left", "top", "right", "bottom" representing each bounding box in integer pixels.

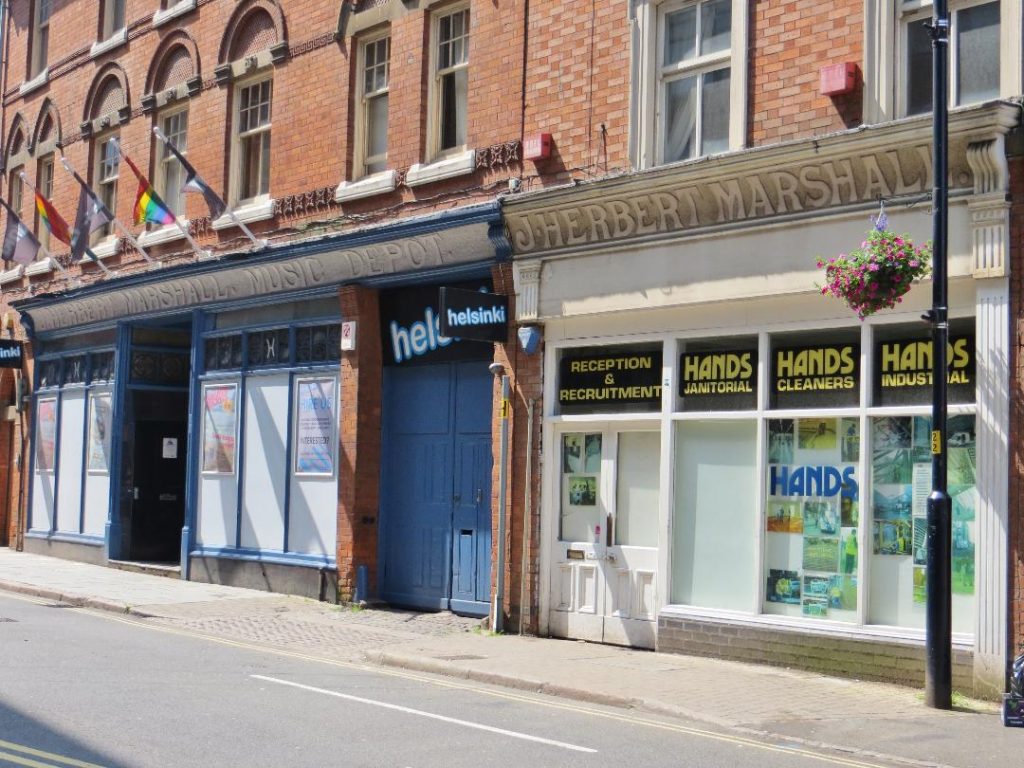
[{"left": 0, "top": 592, "right": 904, "bottom": 768}]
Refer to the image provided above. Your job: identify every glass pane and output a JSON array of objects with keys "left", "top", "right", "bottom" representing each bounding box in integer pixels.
[
  {"left": 560, "top": 433, "right": 603, "bottom": 542},
  {"left": 615, "top": 432, "right": 660, "bottom": 547},
  {"left": 367, "top": 94, "right": 388, "bottom": 161},
  {"left": 868, "top": 415, "right": 976, "bottom": 633},
  {"left": 906, "top": 17, "right": 933, "bottom": 115},
  {"left": 671, "top": 420, "right": 757, "bottom": 610},
  {"left": 957, "top": 1, "right": 1000, "bottom": 104},
  {"left": 259, "top": 132, "right": 271, "bottom": 195},
  {"left": 663, "top": 75, "right": 696, "bottom": 163},
  {"left": 664, "top": 6, "right": 696, "bottom": 64},
  {"left": 700, "top": 68, "right": 730, "bottom": 155},
  {"left": 440, "top": 69, "right": 468, "bottom": 150},
  {"left": 700, "top": 0, "right": 732, "bottom": 55}
]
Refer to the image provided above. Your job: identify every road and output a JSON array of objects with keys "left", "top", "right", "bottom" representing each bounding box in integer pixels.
[{"left": 0, "top": 592, "right": 904, "bottom": 768}]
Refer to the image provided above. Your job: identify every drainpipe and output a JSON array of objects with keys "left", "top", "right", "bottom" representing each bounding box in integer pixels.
[
  {"left": 490, "top": 363, "right": 509, "bottom": 633},
  {"left": 518, "top": 397, "right": 534, "bottom": 634}
]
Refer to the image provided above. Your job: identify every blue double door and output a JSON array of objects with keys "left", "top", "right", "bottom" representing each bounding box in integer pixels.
[{"left": 381, "top": 360, "right": 493, "bottom": 616}]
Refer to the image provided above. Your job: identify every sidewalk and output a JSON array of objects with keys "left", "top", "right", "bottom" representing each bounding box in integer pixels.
[{"left": 0, "top": 549, "right": 1018, "bottom": 768}]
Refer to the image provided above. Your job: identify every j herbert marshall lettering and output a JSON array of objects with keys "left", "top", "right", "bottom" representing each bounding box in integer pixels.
[
  {"left": 558, "top": 351, "right": 663, "bottom": 406},
  {"left": 680, "top": 350, "right": 755, "bottom": 395},
  {"left": 774, "top": 344, "right": 858, "bottom": 392},
  {"left": 506, "top": 143, "right": 970, "bottom": 254}
]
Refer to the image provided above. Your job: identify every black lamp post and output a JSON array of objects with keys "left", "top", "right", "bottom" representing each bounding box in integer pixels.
[{"left": 925, "top": 0, "right": 952, "bottom": 710}]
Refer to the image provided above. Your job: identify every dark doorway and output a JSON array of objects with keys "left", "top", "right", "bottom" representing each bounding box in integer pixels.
[{"left": 127, "top": 405, "right": 188, "bottom": 562}]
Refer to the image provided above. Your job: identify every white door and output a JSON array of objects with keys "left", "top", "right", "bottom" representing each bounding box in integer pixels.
[{"left": 549, "top": 428, "right": 661, "bottom": 649}]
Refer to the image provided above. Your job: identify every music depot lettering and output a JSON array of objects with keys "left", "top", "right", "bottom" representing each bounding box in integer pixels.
[
  {"left": 879, "top": 337, "right": 971, "bottom": 387},
  {"left": 774, "top": 344, "right": 857, "bottom": 392},
  {"left": 770, "top": 464, "right": 859, "bottom": 500},
  {"left": 681, "top": 351, "right": 754, "bottom": 395},
  {"left": 559, "top": 352, "right": 662, "bottom": 405}
]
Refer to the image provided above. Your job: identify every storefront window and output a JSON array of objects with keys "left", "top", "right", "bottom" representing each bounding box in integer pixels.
[
  {"left": 615, "top": 432, "right": 660, "bottom": 547},
  {"left": 672, "top": 420, "right": 757, "bottom": 611}
]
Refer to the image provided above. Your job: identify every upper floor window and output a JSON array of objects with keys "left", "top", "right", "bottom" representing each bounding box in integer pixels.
[
  {"left": 158, "top": 109, "right": 189, "bottom": 216},
  {"left": 35, "top": 154, "right": 55, "bottom": 248},
  {"left": 902, "top": 0, "right": 1000, "bottom": 116},
  {"left": 432, "top": 7, "right": 470, "bottom": 157},
  {"left": 8, "top": 166, "right": 24, "bottom": 217},
  {"left": 358, "top": 34, "right": 390, "bottom": 177},
  {"left": 94, "top": 133, "right": 119, "bottom": 240},
  {"left": 31, "top": 0, "right": 52, "bottom": 78},
  {"left": 100, "top": 0, "right": 126, "bottom": 40},
  {"left": 233, "top": 78, "right": 272, "bottom": 203}
]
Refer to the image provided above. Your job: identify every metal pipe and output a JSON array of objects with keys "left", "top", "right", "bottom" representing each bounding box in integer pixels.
[
  {"left": 493, "top": 373, "right": 510, "bottom": 633},
  {"left": 925, "top": 0, "right": 952, "bottom": 710},
  {"left": 519, "top": 397, "right": 535, "bottom": 635}
]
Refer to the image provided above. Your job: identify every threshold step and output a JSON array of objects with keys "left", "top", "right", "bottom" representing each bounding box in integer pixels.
[{"left": 108, "top": 560, "right": 181, "bottom": 579}]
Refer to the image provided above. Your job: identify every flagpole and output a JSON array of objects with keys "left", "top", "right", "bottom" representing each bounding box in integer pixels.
[
  {"left": 14, "top": 170, "right": 86, "bottom": 275},
  {"left": 151, "top": 126, "right": 265, "bottom": 250},
  {"left": 57, "top": 154, "right": 156, "bottom": 264},
  {"left": 113, "top": 140, "right": 210, "bottom": 261}
]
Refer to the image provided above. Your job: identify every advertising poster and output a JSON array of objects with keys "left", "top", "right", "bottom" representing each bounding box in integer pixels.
[
  {"left": 803, "top": 501, "right": 838, "bottom": 535},
  {"left": 766, "top": 569, "right": 800, "bottom": 604},
  {"left": 294, "top": 378, "right": 336, "bottom": 475},
  {"left": 87, "top": 394, "right": 112, "bottom": 472},
  {"left": 798, "top": 418, "right": 837, "bottom": 451},
  {"left": 803, "top": 536, "right": 840, "bottom": 572},
  {"left": 840, "top": 528, "right": 858, "bottom": 574},
  {"left": 767, "top": 500, "right": 803, "bottom": 533},
  {"left": 36, "top": 398, "right": 57, "bottom": 471},
  {"left": 202, "top": 384, "right": 237, "bottom": 474},
  {"left": 767, "top": 419, "right": 794, "bottom": 464},
  {"left": 913, "top": 566, "right": 927, "bottom": 604},
  {"left": 560, "top": 432, "right": 601, "bottom": 542}
]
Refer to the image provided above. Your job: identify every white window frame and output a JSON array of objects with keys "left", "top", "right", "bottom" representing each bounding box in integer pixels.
[
  {"left": 356, "top": 31, "right": 391, "bottom": 179},
  {"left": 864, "top": 0, "right": 1021, "bottom": 124},
  {"left": 231, "top": 76, "right": 273, "bottom": 206},
  {"left": 427, "top": 4, "right": 470, "bottom": 161},
  {"left": 35, "top": 154, "right": 55, "bottom": 249},
  {"left": 31, "top": 0, "right": 51, "bottom": 79},
  {"left": 93, "top": 132, "right": 119, "bottom": 243},
  {"left": 157, "top": 107, "right": 189, "bottom": 217},
  {"left": 8, "top": 166, "right": 24, "bottom": 217},
  {"left": 632, "top": 0, "right": 747, "bottom": 170},
  {"left": 100, "top": 0, "right": 126, "bottom": 41}
]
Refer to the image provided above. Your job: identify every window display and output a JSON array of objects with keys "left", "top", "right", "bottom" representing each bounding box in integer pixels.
[{"left": 560, "top": 432, "right": 602, "bottom": 542}]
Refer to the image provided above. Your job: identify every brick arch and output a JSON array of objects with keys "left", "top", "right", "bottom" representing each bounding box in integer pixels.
[
  {"left": 83, "top": 64, "right": 130, "bottom": 123},
  {"left": 32, "top": 99, "right": 62, "bottom": 152},
  {"left": 218, "top": 0, "right": 287, "bottom": 65},
  {"left": 5, "top": 115, "right": 28, "bottom": 161},
  {"left": 145, "top": 30, "right": 201, "bottom": 95}
]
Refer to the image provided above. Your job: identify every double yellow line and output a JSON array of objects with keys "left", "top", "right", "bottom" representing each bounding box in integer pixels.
[{"left": 0, "top": 739, "right": 106, "bottom": 768}]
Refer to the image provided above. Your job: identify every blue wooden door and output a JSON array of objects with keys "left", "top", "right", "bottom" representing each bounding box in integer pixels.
[{"left": 381, "top": 361, "right": 492, "bottom": 615}]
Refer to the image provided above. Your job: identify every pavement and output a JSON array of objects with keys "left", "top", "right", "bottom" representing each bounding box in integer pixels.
[{"left": 0, "top": 548, "right": 1020, "bottom": 768}]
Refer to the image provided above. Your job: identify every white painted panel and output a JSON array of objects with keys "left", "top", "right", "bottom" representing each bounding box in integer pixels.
[
  {"left": 577, "top": 564, "right": 598, "bottom": 614},
  {"left": 197, "top": 379, "right": 240, "bottom": 549},
  {"left": 636, "top": 569, "right": 656, "bottom": 620},
  {"left": 287, "top": 375, "right": 338, "bottom": 557},
  {"left": 555, "top": 564, "right": 573, "bottom": 611},
  {"left": 197, "top": 474, "right": 238, "bottom": 548},
  {"left": 609, "top": 568, "right": 630, "bottom": 617},
  {"left": 55, "top": 391, "right": 86, "bottom": 533},
  {"left": 82, "top": 474, "right": 109, "bottom": 537},
  {"left": 30, "top": 468, "right": 55, "bottom": 532},
  {"left": 240, "top": 374, "right": 289, "bottom": 551},
  {"left": 82, "top": 390, "right": 112, "bottom": 537}
]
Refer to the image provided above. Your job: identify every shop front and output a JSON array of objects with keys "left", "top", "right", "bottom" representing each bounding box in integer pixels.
[{"left": 506, "top": 103, "right": 1017, "bottom": 696}]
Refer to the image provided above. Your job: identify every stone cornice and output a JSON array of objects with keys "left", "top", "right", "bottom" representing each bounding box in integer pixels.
[{"left": 504, "top": 102, "right": 1021, "bottom": 257}]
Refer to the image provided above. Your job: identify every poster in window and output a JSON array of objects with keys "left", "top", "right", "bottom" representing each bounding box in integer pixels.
[
  {"left": 294, "top": 377, "right": 336, "bottom": 475},
  {"left": 36, "top": 398, "right": 57, "bottom": 472},
  {"left": 87, "top": 393, "right": 112, "bottom": 472},
  {"left": 202, "top": 383, "right": 237, "bottom": 474}
]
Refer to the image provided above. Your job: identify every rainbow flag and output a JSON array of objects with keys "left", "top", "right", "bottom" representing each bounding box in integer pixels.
[
  {"left": 34, "top": 191, "right": 72, "bottom": 245},
  {"left": 120, "top": 150, "right": 176, "bottom": 226}
]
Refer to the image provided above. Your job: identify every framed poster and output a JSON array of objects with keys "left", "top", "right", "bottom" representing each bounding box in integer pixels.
[
  {"left": 202, "top": 383, "right": 238, "bottom": 474},
  {"left": 293, "top": 377, "right": 336, "bottom": 476},
  {"left": 87, "top": 393, "right": 113, "bottom": 473},
  {"left": 35, "top": 397, "right": 58, "bottom": 472}
]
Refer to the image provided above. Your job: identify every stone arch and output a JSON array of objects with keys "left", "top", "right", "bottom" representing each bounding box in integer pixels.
[
  {"left": 5, "top": 115, "right": 28, "bottom": 163},
  {"left": 83, "top": 63, "right": 130, "bottom": 125},
  {"left": 32, "top": 98, "right": 62, "bottom": 155},
  {"left": 218, "top": 0, "right": 287, "bottom": 66},
  {"left": 145, "top": 30, "right": 201, "bottom": 96}
]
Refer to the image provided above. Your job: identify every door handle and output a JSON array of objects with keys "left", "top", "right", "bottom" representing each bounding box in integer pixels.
[{"left": 475, "top": 488, "right": 483, "bottom": 504}]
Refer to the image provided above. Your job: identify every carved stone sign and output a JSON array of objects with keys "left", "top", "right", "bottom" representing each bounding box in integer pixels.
[
  {"left": 25, "top": 223, "right": 494, "bottom": 333},
  {"left": 505, "top": 138, "right": 975, "bottom": 255}
]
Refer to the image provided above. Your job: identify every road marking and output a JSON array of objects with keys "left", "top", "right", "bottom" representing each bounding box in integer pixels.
[
  {"left": 0, "top": 595, "right": 898, "bottom": 768},
  {"left": 0, "top": 739, "right": 107, "bottom": 768},
  {"left": 251, "top": 674, "right": 598, "bottom": 754}
]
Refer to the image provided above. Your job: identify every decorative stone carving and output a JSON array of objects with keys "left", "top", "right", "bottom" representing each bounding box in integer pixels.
[
  {"left": 513, "top": 261, "right": 542, "bottom": 321},
  {"left": 966, "top": 136, "right": 1010, "bottom": 278}
]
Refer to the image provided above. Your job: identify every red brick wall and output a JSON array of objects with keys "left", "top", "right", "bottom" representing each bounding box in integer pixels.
[{"left": 1009, "top": 154, "right": 1024, "bottom": 661}]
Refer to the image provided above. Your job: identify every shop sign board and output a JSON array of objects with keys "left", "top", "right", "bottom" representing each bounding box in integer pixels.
[
  {"left": 771, "top": 342, "right": 859, "bottom": 409},
  {"left": 874, "top": 334, "right": 974, "bottom": 406},
  {"left": 438, "top": 287, "right": 508, "bottom": 342},
  {"left": 0, "top": 340, "right": 23, "bottom": 368},
  {"left": 679, "top": 349, "right": 757, "bottom": 396},
  {"left": 558, "top": 350, "right": 663, "bottom": 407}
]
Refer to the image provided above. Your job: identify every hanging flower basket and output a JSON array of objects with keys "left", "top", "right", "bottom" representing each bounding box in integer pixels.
[{"left": 816, "top": 221, "right": 931, "bottom": 320}]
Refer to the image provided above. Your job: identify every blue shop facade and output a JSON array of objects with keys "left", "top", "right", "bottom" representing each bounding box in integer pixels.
[{"left": 14, "top": 202, "right": 507, "bottom": 609}]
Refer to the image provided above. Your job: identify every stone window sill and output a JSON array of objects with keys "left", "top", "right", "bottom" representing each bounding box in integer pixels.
[
  {"left": 19, "top": 68, "right": 49, "bottom": 97},
  {"left": 81, "top": 237, "right": 120, "bottom": 263},
  {"left": 212, "top": 198, "right": 275, "bottom": 231},
  {"left": 335, "top": 170, "right": 397, "bottom": 203},
  {"left": 138, "top": 221, "right": 188, "bottom": 248},
  {"left": 406, "top": 149, "right": 476, "bottom": 187},
  {"left": 25, "top": 258, "right": 56, "bottom": 277},
  {"left": 153, "top": 0, "right": 196, "bottom": 27},
  {"left": 0, "top": 265, "right": 25, "bottom": 286}
]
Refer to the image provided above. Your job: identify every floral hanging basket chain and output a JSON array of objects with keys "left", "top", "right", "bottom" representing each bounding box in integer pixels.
[{"left": 816, "top": 212, "right": 932, "bottom": 320}]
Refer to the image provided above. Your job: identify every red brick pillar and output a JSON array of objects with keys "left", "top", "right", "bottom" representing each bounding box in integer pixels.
[
  {"left": 1009, "top": 155, "right": 1024, "bottom": 661},
  {"left": 491, "top": 262, "right": 543, "bottom": 632},
  {"left": 337, "top": 285, "right": 382, "bottom": 602}
]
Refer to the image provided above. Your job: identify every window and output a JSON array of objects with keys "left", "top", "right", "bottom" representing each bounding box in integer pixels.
[
  {"left": 8, "top": 166, "right": 24, "bottom": 217},
  {"left": 233, "top": 79, "right": 272, "bottom": 203},
  {"left": 658, "top": 0, "right": 731, "bottom": 163},
  {"left": 94, "top": 134, "right": 119, "bottom": 240},
  {"left": 31, "top": 0, "right": 51, "bottom": 78},
  {"left": 358, "top": 35, "right": 390, "bottom": 176},
  {"left": 158, "top": 110, "right": 188, "bottom": 216},
  {"left": 432, "top": 7, "right": 469, "bottom": 156},
  {"left": 101, "top": 0, "right": 126, "bottom": 40},
  {"left": 35, "top": 154, "right": 54, "bottom": 248},
  {"left": 902, "top": 0, "right": 1000, "bottom": 116}
]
